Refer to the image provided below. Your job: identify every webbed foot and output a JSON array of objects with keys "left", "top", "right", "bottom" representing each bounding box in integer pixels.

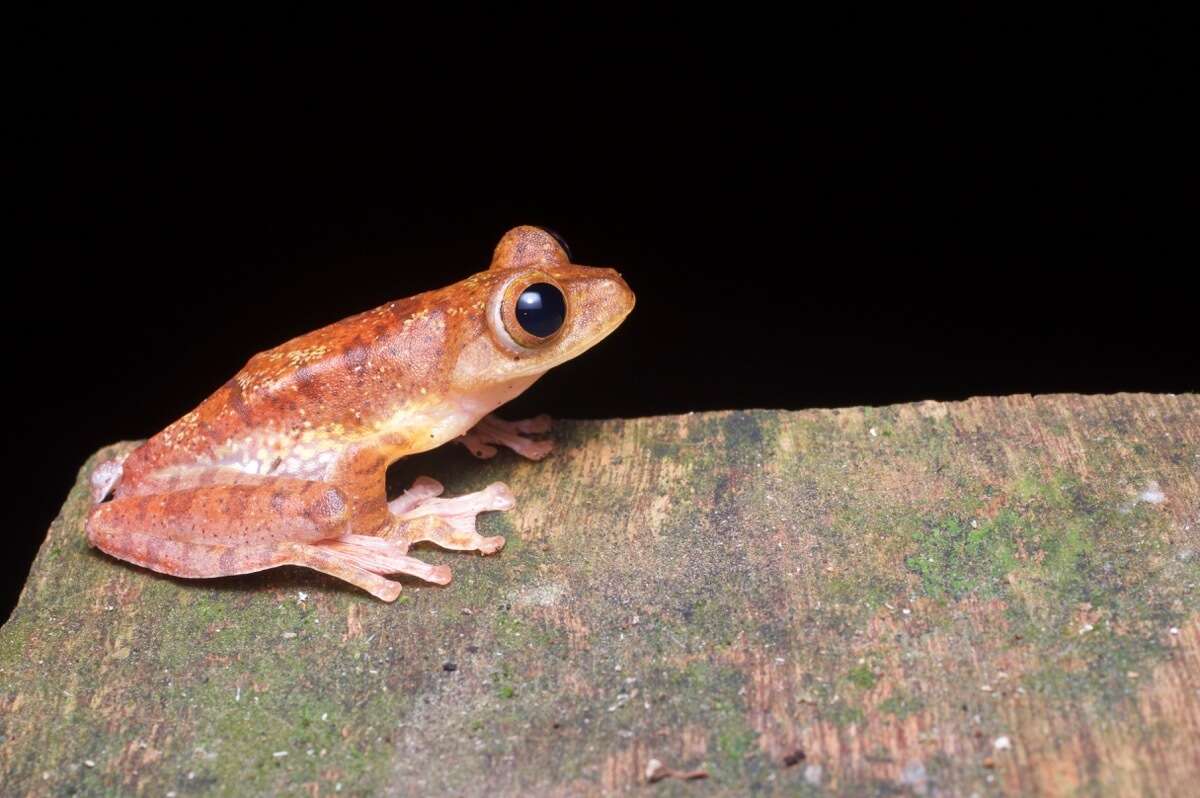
[
  {"left": 456, "top": 413, "right": 554, "bottom": 460},
  {"left": 387, "top": 476, "right": 513, "bottom": 554}
]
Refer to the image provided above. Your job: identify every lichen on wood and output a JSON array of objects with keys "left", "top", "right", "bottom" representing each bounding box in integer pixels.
[{"left": 2, "top": 394, "right": 1198, "bottom": 796}]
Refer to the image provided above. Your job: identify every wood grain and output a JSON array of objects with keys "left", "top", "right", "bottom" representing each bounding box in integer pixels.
[{"left": 2, "top": 393, "right": 1198, "bottom": 796}]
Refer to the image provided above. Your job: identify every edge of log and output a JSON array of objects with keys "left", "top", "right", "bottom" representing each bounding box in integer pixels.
[{"left": 2, "top": 393, "right": 1198, "bottom": 795}]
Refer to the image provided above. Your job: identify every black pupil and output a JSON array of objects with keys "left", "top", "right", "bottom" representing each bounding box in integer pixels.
[{"left": 515, "top": 283, "right": 566, "bottom": 338}]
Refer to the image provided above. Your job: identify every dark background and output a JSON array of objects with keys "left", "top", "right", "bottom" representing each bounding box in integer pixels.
[{"left": 7, "top": 11, "right": 1194, "bottom": 621}]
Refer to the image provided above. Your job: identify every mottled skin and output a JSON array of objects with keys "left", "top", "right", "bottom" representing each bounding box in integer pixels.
[{"left": 85, "top": 227, "right": 635, "bottom": 601}]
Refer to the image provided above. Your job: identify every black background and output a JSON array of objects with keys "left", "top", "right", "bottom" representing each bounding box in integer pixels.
[{"left": 6, "top": 10, "right": 1194, "bottom": 621}]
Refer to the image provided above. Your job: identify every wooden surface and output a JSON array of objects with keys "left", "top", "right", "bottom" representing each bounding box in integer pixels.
[{"left": 2, "top": 394, "right": 1198, "bottom": 796}]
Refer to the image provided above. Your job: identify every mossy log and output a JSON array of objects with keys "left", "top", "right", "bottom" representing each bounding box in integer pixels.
[{"left": 2, "top": 394, "right": 1199, "bottom": 796}]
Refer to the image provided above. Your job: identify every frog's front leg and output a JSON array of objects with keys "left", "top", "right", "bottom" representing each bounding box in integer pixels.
[
  {"left": 456, "top": 413, "right": 554, "bottom": 460},
  {"left": 387, "top": 476, "right": 513, "bottom": 554},
  {"left": 85, "top": 478, "right": 449, "bottom": 602}
]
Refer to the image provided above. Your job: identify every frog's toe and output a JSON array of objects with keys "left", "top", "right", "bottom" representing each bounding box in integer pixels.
[
  {"left": 460, "top": 438, "right": 499, "bottom": 459},
  {"left": 513, "top": 414, "right": 553, "bottom": 434},
  {"left": 392, "top": 479, "right": 515, "bottom": 555},
  {"left": 478, "top": 535, "right": 506, "bottom": 555},
  {"left": 376, "top": 581, "right": 405, "bottom": 602},
  {"left": 482, "top": 482, "right": 516, "bottom": 511},
  {"left": 515, "top": 438, "right": 554, "bottom": 460},
  {"left": 456, "top": 413, "right": 555, "bottom": 461}
]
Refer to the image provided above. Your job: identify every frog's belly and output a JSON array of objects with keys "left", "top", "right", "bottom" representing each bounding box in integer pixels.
[
  {"left": 219, "top": 441, "right": 342, "bottom": 481},
  {"left": 139, "top": 392, "right": 502, "bottom": 490},
  {"left": 210, "top": 409, "right": 472, "bottom": 483}
]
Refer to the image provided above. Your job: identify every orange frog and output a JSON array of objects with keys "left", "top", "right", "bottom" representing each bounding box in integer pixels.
[{"left": 86, "top": 226, "right": 635, "bottom": 601}]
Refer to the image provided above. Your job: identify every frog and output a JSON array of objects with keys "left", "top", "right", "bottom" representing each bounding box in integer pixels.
[{"left": 85, "top": 226, "right": 635, "bottom": 602}]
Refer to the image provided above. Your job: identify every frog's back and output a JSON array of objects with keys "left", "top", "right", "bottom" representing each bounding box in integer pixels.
[{"left": 120, "top": 292, "right": 454, "bottom": 488}]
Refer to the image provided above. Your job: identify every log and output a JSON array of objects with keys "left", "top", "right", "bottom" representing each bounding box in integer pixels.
[{"left": 2, "top": 394, "right": 1198, "bottom": 796}]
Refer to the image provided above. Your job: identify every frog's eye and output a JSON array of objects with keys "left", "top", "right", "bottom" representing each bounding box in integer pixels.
[
  {"left": 515, "top": 283, "right": 566, "bottom": 337},
  {"left": 495, "top": 274, "right": 568, "bottom": 349}
]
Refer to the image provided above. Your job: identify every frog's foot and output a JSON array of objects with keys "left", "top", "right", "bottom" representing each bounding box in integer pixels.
[
  {"left": 456, "top": 413, "right": 554, "bottom": 460},
  {"left": 387, "top": 476, "right": 512, "bottom": 554},
  {"left": 318, "top": 534, "right": 452, "bottom": 586}
]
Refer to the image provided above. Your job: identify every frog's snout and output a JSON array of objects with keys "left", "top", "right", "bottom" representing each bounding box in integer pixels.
[{"left": 596, "top": 267, "right": 636, "bottom": 318}]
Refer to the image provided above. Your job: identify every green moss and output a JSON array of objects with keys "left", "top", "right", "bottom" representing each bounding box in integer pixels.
[
  {"left": 715, "top": 719, "right": 757, "bottom": 764},
  {"left": 681, "top": 596, "right": 747, "bottom": 649},
  {"left": 879, "top": 691, "right": 924, "bottom": 718},
  {"left": 906, "top": 511, "right": 1019, "bottom": 600},
  {"left": 722, "top": 410, "right": 773, "bottom": 468},
  {"left": 848, "top": 663, "right": 878, "bottom": 690},
  {"left": 648, "top": 658, "right": 766, "bottom": 779},
  {"left": 0, "top": 614, "right": 31, "bottom": 667},
  {"left": 904, "top": 471, "right": 1117, "bottom": 606},
  {"left": 812, "top": 503, "right": 917, "bottom": 618},
  {"left": 1014, "top": 469, "right": 1081, "bottom": 512},
  {"left": 649, "top": 441, "right": 680, "bottom": 460},
  {"left": 826, "top": 701, "right": 866, "bottom": 727},
  {"left": 898, "top": 466, "right": 1195, "bottom": 710},
  {"left": 492, "top": 662, "right": 517, "bottom": 699},
  {"left": 6, "top": 404, "right": 1199, "bottom": 795}
]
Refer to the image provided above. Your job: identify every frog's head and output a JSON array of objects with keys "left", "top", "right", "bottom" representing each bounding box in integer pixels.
[{"left": 448, "top": 226, "right": 635, "bottom": 403}]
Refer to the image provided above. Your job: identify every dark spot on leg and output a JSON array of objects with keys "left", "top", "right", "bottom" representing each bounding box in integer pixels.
[{"left": 308, "top": 487, "right": 349, "bottom": 527}]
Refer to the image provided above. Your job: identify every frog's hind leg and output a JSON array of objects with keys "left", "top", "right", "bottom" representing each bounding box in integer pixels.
[
  {"left": 388, "top": 476, "right": 512, "bottom": 554},
  {"left": 85, "top": 481, "right": 443, "bottom": 602},
  {"left": 88, "top": 527, "right": 408, "bottom": 602}
]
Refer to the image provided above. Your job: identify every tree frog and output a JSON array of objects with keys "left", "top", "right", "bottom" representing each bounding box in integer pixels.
[{"left": 85, "top": 226, "right": 635, "bottom": 602}]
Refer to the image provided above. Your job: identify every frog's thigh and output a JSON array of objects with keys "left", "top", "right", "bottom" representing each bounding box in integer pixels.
[
  {"left": 86, "top": 481, "right": 406, "bottom": 601},
  {"left": 88, "top": 528, "right": 404, "bottom": 602},
  {"left": 87, "top": 479, "right": 352, "bottom": 547}
]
